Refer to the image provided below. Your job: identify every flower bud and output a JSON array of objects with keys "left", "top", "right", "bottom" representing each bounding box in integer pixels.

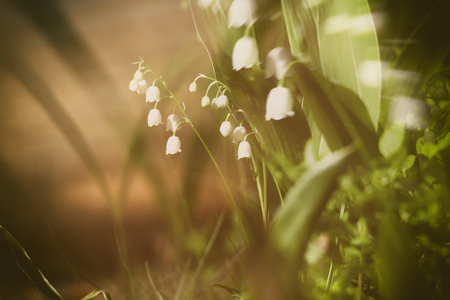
[
  {"left": 146, "top": 85, "right": 161, "bottom": 102},
  {"left": 201, "top": 96, "right": 211, "bottom": 107},
  {"left": 265, "top": 86, "right": 295, "bottom": 121},
  {"left": 134, "top": 70, "right": 143, "bottom": 81},
  {"left": 232, "top": 37, "right": 259, "bottom": 71},
  {"left": 238, "top": 141, "right": 251, "bottom": 159},
  {"left": 220, "top": 121, "right": 233, "bottom": 137},
  {"left": 147, "top": 108, "right": 162, "bottom": 127},
  {"left": 129, "top": 79, "right": 138, "bottom": 92},
  {"left": 166, "top": 136, "right": 182, "bottom": 155},
  {"left": 233, "top": 126, "right": 247, "bottom": 143},
  {"left": 189, "top": 82, "right": 197, "bottom": 93}
]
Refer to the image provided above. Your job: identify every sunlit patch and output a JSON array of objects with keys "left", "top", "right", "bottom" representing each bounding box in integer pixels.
[
  {"left": 358, "top": 60, "right": 382, "bottom": 88},
  {"left": 349, "top": 14, "right": 374, "bottom": 36},
  {"left": 389, "top": 96, "right": 428, "bottom": 129},
  {"left": 324, "top": 13, "right": 374, "bottom": 36},
  {"left": 304, "top": 0, "right": 324, "bottom": 9},
  {"left": 324, "top": 14, "right": 349, "bottom": 35}
]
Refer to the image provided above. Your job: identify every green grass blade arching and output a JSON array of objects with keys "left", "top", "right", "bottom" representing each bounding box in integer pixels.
[
  {"left": 80, "top": 288, "right": 111, "bottom": 300},
  {"left": 0, "top": 226, "right": 63, "bottom": 300},
  {"left": 270, "top": 146, "right": 355, "bottom": 261}
]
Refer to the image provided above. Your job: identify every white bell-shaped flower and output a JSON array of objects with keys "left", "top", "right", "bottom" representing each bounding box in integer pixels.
[
  {"left": 147, "top": 108, "right": 162, "bottom": 127},
  {"left": 233, "top": 126, "right": 247, "bottom": 143},
  {"left": 166, "top": 114, "right": 182, "bottom": 132},
  {"left": 146, "top": 85, "right": 161, "bottom": 102},
  {"left": 129, "top": 79, "right": 138, "bottom": 92},
  {"left": 137, "top": 80, "right": 148, "bottom": 95},
  {"left": 201, "top": 96, "right": 211, "bottom": 107},
  {"left": 189, "top": 82, "right": 197, "bottom": 93},
  {"left": 265, "top": 86, "right": 295, "bottom": 121},
  {"left": 220, "top": 121, "right": 233, "bottom": 137},
  {"left": 265, "top": 47, "right": 292, "bottom": 80},
  {"left": 166, "top": 136, "right": 182, "bottom": 155},
  {"left": 238, "top": 141, "right": 252, "bottom": 159},
  {"left": 232, "top": 37, "right": 259, "bottom": 71},
  {"left": 228, "top": 0, "right": 257, "bottom": 28},
  {"left": 215, "top": 95, "right": 229, "bottom": 108}
]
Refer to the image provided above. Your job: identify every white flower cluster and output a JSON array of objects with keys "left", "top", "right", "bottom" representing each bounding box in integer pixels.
[
  {"left": 129, "top": 61, "right": 185, "bottom": 155},
  {"left": 226, "top": 1, "right": 296, "bottom": 121},
  {"left": 190, "top": 1, "right": 298, "bottom": 160}
]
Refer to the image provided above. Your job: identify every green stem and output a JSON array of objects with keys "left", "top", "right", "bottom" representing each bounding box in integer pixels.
[{"left": 142, "top": 62, "right": 238, "bottom": 211}]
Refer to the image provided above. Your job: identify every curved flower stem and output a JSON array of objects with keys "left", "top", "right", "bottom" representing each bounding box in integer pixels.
[
  {"left": 141, "top": 61, "right": 238, "bottom": 212},
  {"left": 197, "top": 74, "right": 232, "bottom": 94},
  {"left": 279, "top": 60, "right": 302, "bottom": 86}
]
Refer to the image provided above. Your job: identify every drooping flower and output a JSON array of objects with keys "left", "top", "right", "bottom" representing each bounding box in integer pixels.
[
  {"left": 220, "top": 121, "right": 233, "bottom": 137},
  {"left": 232, "top": 37, "right": 259, "bottom": 71},
  {"left": 129, "top": 79, "right": 138, "bottom": 92},
  {"left": 147, "top": 108, "right": 162, "bottom": 127},
  {"left": 265, "top": 47, "right": 292, "bottom": 80},
  {"left": 134, "top": 70, "right": 144, "bottom": 81},
  {"left": 265, "top": 86, "right": 295, "bottom": 121},
  {"left": 166, "top": 136, "right": 182, "bottom": 155},
  {"left": 137, "top": 80, "right": 148, "bottom": 95},
  {"left": 233, "top": 126, "right": 247, "bottom": 143},
  {"left": 215, "top": 95, "right": 229, "bottom": 108},
  {"left": 189, "top": 82, "right": 197, "bottom": 93},
  {"left": 238, "top": 141, "right": 252, "bottom": 159},
  {"left": 146, "top": 85, "right": 161, "bottom": 102},
  {"left": 166, "top": 114, "right": 182, "bottom": 132},
  {"left": 201, "top": 96, "right": 211, "bottom": 107},
  {"left": 228, "top": 0, "right": 257, "bottom": 28}
]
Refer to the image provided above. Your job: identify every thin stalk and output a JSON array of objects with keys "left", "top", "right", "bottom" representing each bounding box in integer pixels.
[
  {"left": 142, "top": 62, "right": 239, "bottom": 213},
  {"left": 184, "top": 213, "right": 225, "bottom": 298},
  {"left": 145, "top": 262, "right": 165, "bottom": 300}
]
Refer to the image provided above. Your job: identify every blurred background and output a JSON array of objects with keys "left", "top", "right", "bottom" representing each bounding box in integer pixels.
[
  {"left": 1, "top": 0, "right": 449, "bottom": 299},
  {"left": 0, "top": 0, "right": 241, "bottom": 298}
]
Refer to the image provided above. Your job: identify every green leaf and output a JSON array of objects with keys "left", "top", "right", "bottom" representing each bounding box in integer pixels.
[
  {"left": 316, "top": 0, "right": 381, "bottom": 130},
  {"left": 0, "top": 226, "right": 63, "bottom": 300},
  {"left": 80, "top": 288, "right": 111, "bottom": 300},
  {"left": 379, "top": 123, "right": 405, "bottom": 158},
  {"left": 270, "top": 146, "right": 355, "bottom": 261}
]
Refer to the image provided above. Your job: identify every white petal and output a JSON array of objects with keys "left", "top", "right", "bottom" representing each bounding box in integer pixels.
[
  {"left": 220, "top": 121, "right": 233, "bottom": 137},
  {"left": 265, "top": 47, "right": 292, "bottom": 80},
  {"left": 146, "top": 85, "right": 161, "bottom": 102},
  {"left": 166, "top": 114, "right": 182, "bottom": 132},
  {"left": 265, "top": 86, "right": 295, "bottom": 121},
  {"left": 166, "top": 136, "right": 182, "bottom": 155},
  {"left": 147, "top": 109, "right": 162, "bottom": 127},
  {"left": 189, "top": 82, "right": 197, "bottom": 93},
  {"left": 228, "top": 0, "right": 257, "bottom": 28},
  {"left": 137, "top": 80, "right": 148, "bottom": 95},
  {"left": 201, "top": 96, "right": 211, "bottom": 107},
  {"left": 233, "top": 126, "right": 247, "bottom": 143},
  {"left": 134, "top": 70, "right": 143, "bottom": 81},
  {"left": 129, "top": 79, "right": 138, "bottom": 92},
  {"left": 232, "top": 37, "right": 259, "bottom": 71},
  {"left": 216, "top": 95, "right": 229, "bottom": 108},
  {"left": 238, "top": 141, "right": 252, "bottom": 159}
]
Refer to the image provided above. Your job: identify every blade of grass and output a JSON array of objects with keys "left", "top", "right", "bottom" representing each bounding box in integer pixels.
[
  {"left": 80, "top": 288, "right": 111, "bottom": 300},
  {"left": 0, "top": 226, "right": 63, "bottom": 300}
]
